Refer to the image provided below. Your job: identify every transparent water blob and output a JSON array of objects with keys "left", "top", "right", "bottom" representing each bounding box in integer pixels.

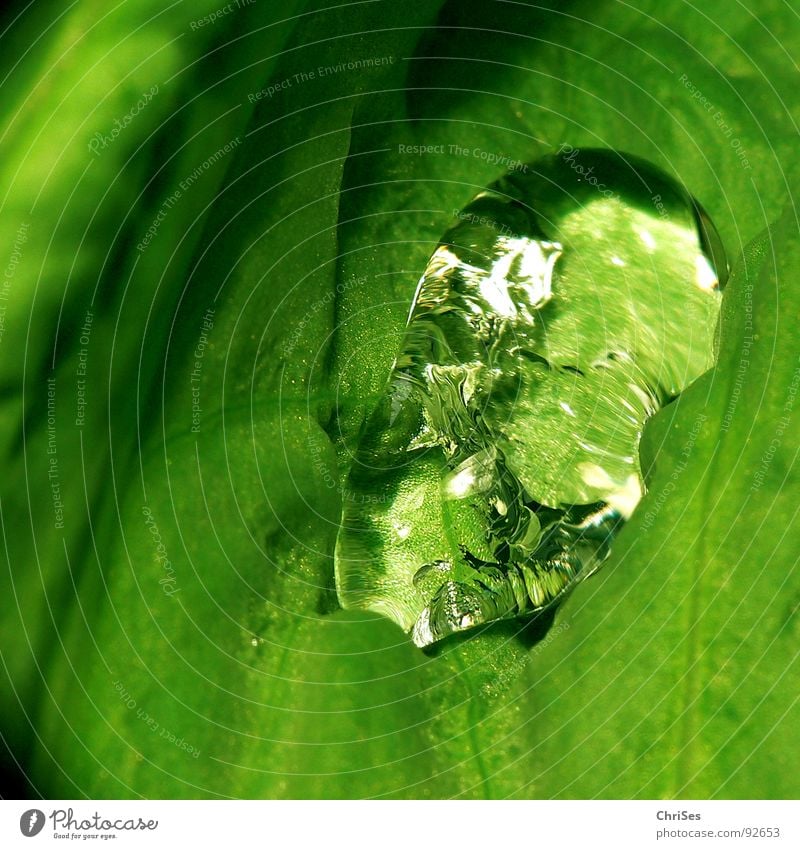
[{"left": 335, "top": 148, "right": 726, "bottom": 647}]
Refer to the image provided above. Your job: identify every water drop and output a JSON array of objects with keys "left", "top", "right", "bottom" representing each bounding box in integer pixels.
[{"left": 335, "top": 148, "right": 724, "bottom": 647}]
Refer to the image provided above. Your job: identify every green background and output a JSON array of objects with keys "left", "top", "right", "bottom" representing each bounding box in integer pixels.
[{"left": 0, "top": 0, "right": 797, "bottom": 798}]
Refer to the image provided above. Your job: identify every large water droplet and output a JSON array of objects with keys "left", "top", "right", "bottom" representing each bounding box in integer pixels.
[{"left": 335, "top": 148, "right": 725, "bottom": 648}]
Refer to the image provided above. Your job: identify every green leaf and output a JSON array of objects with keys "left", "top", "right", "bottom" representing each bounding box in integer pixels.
[
  {"left": 525, "top": 209, "right": 800, "bottom": 798},
  {"left": 1, "top": 0, "right": 798, "bottom": 799}
]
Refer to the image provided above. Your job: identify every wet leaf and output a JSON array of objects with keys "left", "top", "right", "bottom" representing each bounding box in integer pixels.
[{"left": 1, "top": 0, "right": 798, "bottom": 799}]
